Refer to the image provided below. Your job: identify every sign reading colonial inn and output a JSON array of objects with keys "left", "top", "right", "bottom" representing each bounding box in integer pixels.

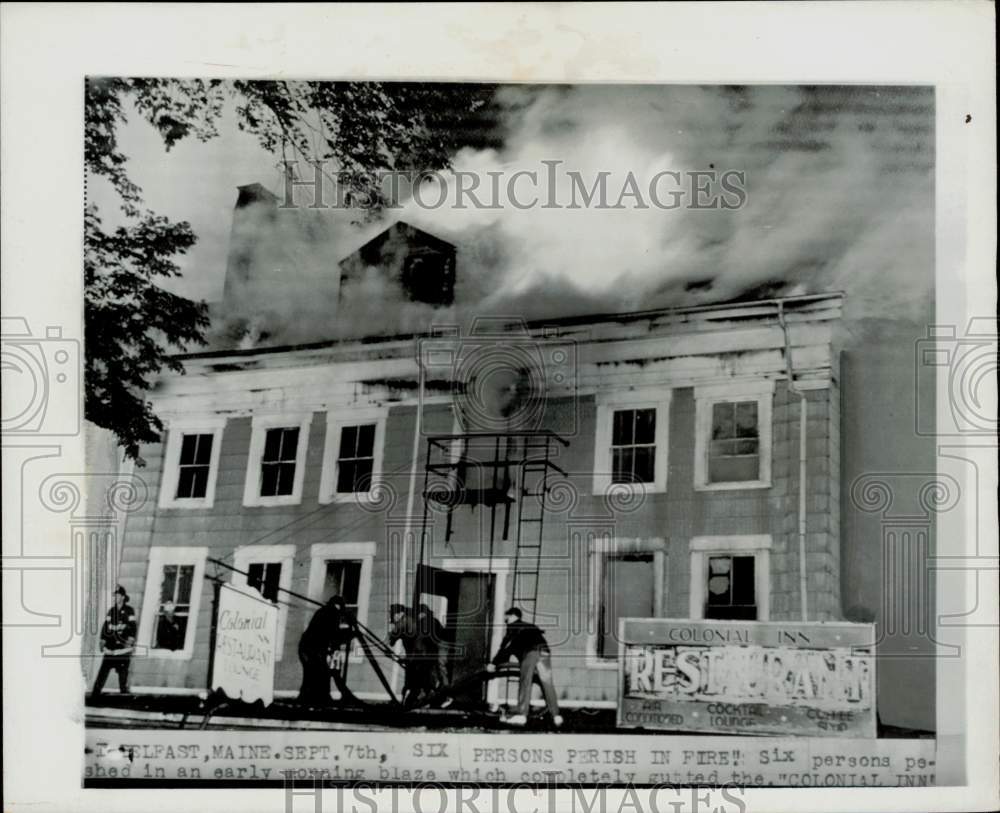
[{"left": 618, "top": 620, "right": 876, "bottom": 738}]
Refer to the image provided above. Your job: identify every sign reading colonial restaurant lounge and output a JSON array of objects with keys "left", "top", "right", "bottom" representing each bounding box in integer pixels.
[
  {"left": 211, "top": 583, "right": 279, "bottom": 707},
  {"left": 617, "top": 619, "right": 876, "bottom": 738}
]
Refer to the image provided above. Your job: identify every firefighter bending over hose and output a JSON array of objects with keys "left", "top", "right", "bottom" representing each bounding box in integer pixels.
[
  {"left": 486, "top": 607, "right": 563, "bottom": 728},
  {"left": 297, "top": 595, "right": 349, "bottom": 705}
]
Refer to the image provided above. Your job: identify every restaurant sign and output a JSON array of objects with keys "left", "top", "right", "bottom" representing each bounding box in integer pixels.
[
  {"left": 617, "top": 619, "right": 876, "bottom": 738},
  {"left": 211, "top": 583, "right": 279, "bottom": 706}
]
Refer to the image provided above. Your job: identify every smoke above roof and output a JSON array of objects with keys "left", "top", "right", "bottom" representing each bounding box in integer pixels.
[{"left": 207, "top": 84, "right": 933, "bottom": 350}]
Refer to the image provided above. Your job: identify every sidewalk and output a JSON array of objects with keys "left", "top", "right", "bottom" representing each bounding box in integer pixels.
[{"left": 84, "top": 693, "right": 618, "bottom": 733}]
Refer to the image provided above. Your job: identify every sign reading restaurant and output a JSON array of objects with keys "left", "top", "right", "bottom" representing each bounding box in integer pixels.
[{"left": 617, "top": 619, "right": 876, "bottom": 738}]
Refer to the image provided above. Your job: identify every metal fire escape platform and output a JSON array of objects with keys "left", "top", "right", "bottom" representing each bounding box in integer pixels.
[{"left": 415, "top": 430, "right": 570, "bottom": 625}]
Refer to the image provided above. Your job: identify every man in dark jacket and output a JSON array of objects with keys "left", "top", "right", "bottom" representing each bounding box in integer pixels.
[
  {"left": 486, "top": 607, "right": 562, "bottom": 727},
  {"left": 389, "top": 603, "right": 429, "bottom": 705},
  {"left": 416, "top": 603, "right": 452, "bottom": 708},
  {"left": 92, "top": 585, "right": 137, "bottom": 697},
  {"left": 297, "top": 596, "right": 348, "bottom": 705}
]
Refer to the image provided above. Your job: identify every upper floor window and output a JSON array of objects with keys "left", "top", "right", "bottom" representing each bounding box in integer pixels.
[
  {"left": 694, "top": 381, "right": 773, "bottom": 490},
  {"left": 260, "top": 427, "right": 300, "bottom": 497},
  {"left": 319, "top": 409, "right": 386, "bottom": 504},
  {"left": 611, "top": 408, "right": 657, "bottom": 484},
  {"left": 158, "top": 418, "right": 226, "bottom": 509},
  {"left": 708, "top": 401, "right": 760, "bottom": 483},
  {"left": 593, "top": 391, "right": 671, "bottom": 494},
  {"left": 243, "top": 414, "right": 312, "bottom": 507},
  {"left": 176, "top": 434, "right": 214, "bottom": 498},
  {"left": 336, "top": 424, "right": 376, "bottom": 493}
]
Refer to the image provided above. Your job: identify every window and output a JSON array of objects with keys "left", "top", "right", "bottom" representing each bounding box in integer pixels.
[
  {"left": 158, "top": 418, "right": 225, "bottom": 509},
  {"left": 243, "top": 414, "right": 312, "bottom": 507},
  {"left": 261, "top": 427, "right": 300, "bottom": 497},
  {"left": 709, "top": 401, "right": 760, "bottom": 483},
  {"left": 587, "top": 536, "right": 666, "bottom": 668},
  {"left": 322, "top": 560, "right": 363, "bottom": 613},
  {"left": 319, "top": 410, "right": 386, "bottom": 503},
  {"left": 689, "top": 535, "right": 771, "bottom": 621},
  {"left": 306, "top": 542, "right": 376, "bottom": 659},
  {"left": 136, "top": 547, "right": 208, "bottom": 659},
  {"left": 611, "top": 409, "right": 657, "bottom": 484},
  {"left": 336, "top": 424, "right": 376, "bottom": 493},
  {"left": 401, "top": 251, "right": 454, "bottom": 305},
  {"left": 232, "top": 544, "right": 294, "bottom": 655},
  {"left": 694, "top": 381, "right": 773, "bottom": 490},
  {"left": 598, "top": 552, "right": 655, "bottom": 658},
  {"left": 704, "top": 554, "right": 757, "bottom": 620},
  {"left": 247, "top": 562, "right": 282, "bottom": 601},
  {"left": 593, "top": 391, "right": 671, "bottom": 494},
  {"left": 176, "top": 434, "right": 214, "bottom": 498},
  {"left": 154, "top": 564, "right": 194, "bottom": 647}
]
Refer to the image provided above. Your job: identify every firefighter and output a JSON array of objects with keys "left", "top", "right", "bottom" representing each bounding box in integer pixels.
[
  {"left": 486, "top": 607, "right": 563, "bottom": 728},
  {"left": 297, "top": 595, "right": 348, "bottom": 705},
  {"left": 92, "top": 585, "right": 137, "bottom": 697}
]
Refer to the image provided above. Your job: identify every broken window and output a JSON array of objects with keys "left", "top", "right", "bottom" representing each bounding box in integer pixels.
[{"left": 704, "top": 554, "right": 757, "bottom": 620}]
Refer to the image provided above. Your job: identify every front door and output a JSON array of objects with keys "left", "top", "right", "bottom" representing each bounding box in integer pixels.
[
  {"left": 599, "top": 553, "right": 655, "bottom": 659},
  {"left": 415, "top": 564, "right": 496, "bottom": 708},
  {"left": 448, "top": 571, "right": 495, "bottom": 706}
]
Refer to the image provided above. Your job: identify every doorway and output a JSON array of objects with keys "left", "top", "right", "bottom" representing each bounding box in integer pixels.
[{"left": 415, "top": 559, "right": 509, "bottom": 708}]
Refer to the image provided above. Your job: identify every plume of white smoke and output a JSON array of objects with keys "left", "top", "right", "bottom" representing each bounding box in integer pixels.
[
  {"left": 395, "top": 85, "right": 933, "bottom": 325},
  {"left": 209, "top": 84, "right": 934, "bottom": 348}
]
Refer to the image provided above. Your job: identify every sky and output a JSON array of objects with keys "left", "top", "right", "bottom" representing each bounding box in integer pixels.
[{"left": 87, "top": 83, "right": 935, "bottom": 344}]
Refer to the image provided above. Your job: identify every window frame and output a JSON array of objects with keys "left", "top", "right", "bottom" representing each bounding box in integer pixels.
[
  {"left": 592, "top": 389, "right": 671, "bottom": 495},
  {"left": 157, "top": 418, "right": 226, "bottom": 510},
  {"left": 136, "top": 546, "right": 208, "bottom": 661},
  {"left": 319, "top": 408, "right": 387, "bottom": 504},
  {"left": 688, "top": 535, "right": 772, "bottom": 621},
  {"left": 694, "top": 380, "right": 774, "bottom": 491},
  {"left": 243, "top": 413, "right": 313, "bottom": 507},
  {"left": 703, "top": 553, "right": 758, "bottom": 619},
  {"left": 586, "top": 535, "right": 667, "bottom": 669},
  {"left": 231, "top": 544, "right": 295, "bottom": 657},
  {"left": 306, "top": 542, "right": 376, "bottom": 661}
]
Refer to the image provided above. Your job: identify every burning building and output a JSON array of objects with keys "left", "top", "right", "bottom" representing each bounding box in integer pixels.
[{"left": 91, "top": 183, "right": 937, "bottom": 733}]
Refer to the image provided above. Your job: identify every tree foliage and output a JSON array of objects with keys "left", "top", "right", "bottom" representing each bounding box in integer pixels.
[{"left": 85, "top": 78, "right": 495, "bottom": 462}]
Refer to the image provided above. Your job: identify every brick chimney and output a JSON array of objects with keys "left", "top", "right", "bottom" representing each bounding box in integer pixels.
[
  {"left": 221, "top": 183, "right": 281, "bottom": 308},
  {"left": 219, "top": 190, "right": 456, "bottom": 346},
  {"left": 219, "top": 183, "right": 342, "bottom": 345}
]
